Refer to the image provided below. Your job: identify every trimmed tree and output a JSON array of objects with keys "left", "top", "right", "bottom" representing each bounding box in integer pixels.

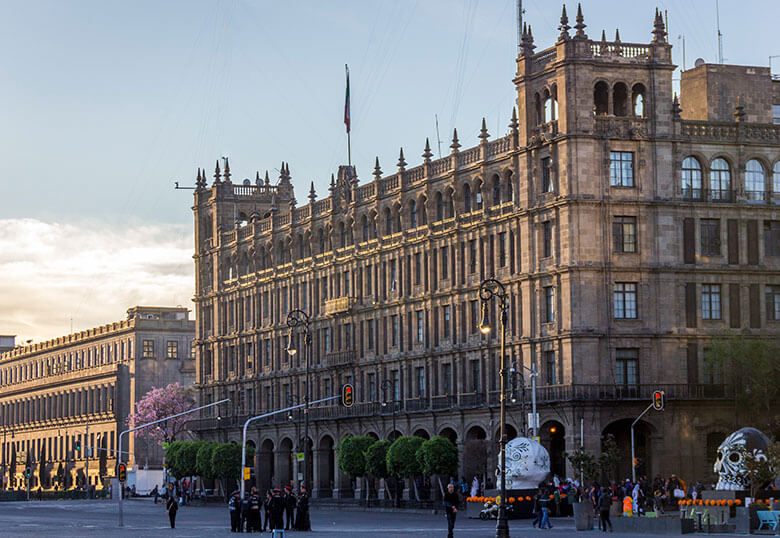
[
  {"left": 365, "top": 440, "right": 391, "bottom": 500},
  {"left": 165, "top": 441, "right": 185, "bottom": 480},
  {"left": 741, "top": 441, "right": 780, "bottom": 498},
  {"left": 598, "top": 434, "right": 621, "bottom": 484},
  {"left": 337, "top": 435, "right": 375, "bottom": 501},
  {"left": 417, "top": 436, "right": 458, "bottom": 496},
  {"left": 211, "top": 443, "right": 254, "bottom": 498},
  {"left": 196, "top": 441, "right": 217, "bottom": 486},
  {"left": 386, "top": 436, "right": 424, "bottom": 500},
  {"left": 565, "top": 446, "right": 599, "bottom": 497}
]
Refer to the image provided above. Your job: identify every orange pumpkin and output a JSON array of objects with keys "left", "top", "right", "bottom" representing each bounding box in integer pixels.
[
  {"left": 735, "top": 499, "right": 742, "bottom": 506},
  {"left": 727, "top": 500, "right": 734, "bottom": 506},
  {"left": 526, "top": 496, "right": 532, "bottom": 501},
  {"left": 509, "top": 497, "right": 516, "bottom": 503}
]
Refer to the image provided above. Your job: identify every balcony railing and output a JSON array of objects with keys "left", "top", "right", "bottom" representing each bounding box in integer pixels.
[
  {"left": 189, "top": 384, "right": 732, "bottom": 432},
  {"left": 323, "top": 350, "right": 356, "bottom": 368},
  {"left": 681, "top": 188, "right": 736, "bottom": 203}
]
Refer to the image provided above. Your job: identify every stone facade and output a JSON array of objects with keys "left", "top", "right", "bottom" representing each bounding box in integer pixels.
[
  {"left": 0, "top": 306, "right": 195, "bottom": 490},
  {"left": 190, "top": 7, "right": 780, "bottom": 497}
]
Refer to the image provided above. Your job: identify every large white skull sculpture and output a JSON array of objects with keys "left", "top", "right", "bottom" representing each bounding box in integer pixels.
[
  {"left": 498, "top": 437, "right": 550, "bottom": 489},
  {"left": 714, "top": 427, "right": 771, "bottom": 490}
]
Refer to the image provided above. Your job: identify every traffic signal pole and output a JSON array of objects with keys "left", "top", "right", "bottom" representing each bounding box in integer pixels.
[
  {"left": 117, "top": 398, "right": 229, "bottom": 527},
  {"left": 631, "top": 391, "right": 664, "bottom": 483},
  {"left": 240, "top": 394, "right": 341, "bottom": 500}
]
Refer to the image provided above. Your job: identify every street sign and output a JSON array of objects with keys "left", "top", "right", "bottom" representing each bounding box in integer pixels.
[
  {"left": 528, "top": 412, "right": 539, "bottom": 429},
  {"left": 296, "top": 452, "right": 305, "bottom": 462},
  {"left": 243, "top": 467, "right": 251, "bottom": 480},
  {"left": 652, "top": 390, "right": 665, "bottom": 411},
  {"left": 297, "top": 472, "right": 303, "bottom": 482},
  {"left": 117, "top": 463, "right": 127, "bottom": 483},
  {"left": 342, "top": 383, "right": 354, "bottom": 407}
]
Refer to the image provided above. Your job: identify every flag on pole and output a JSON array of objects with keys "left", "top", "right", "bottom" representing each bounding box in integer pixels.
[{"left": 344, "top": 65, "right": 351, "bottom": 133}]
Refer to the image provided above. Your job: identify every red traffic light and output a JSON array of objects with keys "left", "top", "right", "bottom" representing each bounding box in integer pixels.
[
  {"left": 117, "top": 463, "right": 127, "bottom": 483},
  {"left": 652, "top": 390, "right": 664, "bottom": 411},
  {"left": 342, "top": 383, "right": 354, "bottom": 407}
]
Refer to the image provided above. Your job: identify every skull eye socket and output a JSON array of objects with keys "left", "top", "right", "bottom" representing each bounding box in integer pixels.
[{"left": 728, "top": 452, "right": 741, "bottom": 463}]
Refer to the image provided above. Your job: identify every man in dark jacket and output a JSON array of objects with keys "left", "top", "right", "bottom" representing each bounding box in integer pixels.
[
  {"left": 598, "top": 487, "right": 613, "bottom": 532},
  {"left": 229, "top": 490, "right": 242, "bottom": 532},
  {"left": 248, "top": 487, "right": 261, "bottom": 532},
  {"left": 294, "top": 484, "right": 311, "bottom": 531},
  {"left": 443, "top": 482, "right": 460, "bottom": 538},
  {"left": 270, "top": 489, "right": 285, "bottom": 530},
  {"left": 284, "top": 486, "right": 296, "bottom": 530},
  {"left": 262, "top": 491, "right": 272, "bottom": 531},
  {"left": 240, "top": 492, "right": 251, "bottom": 532},
  {"left": 166, "top": 494, "right": 179, "bottom": 529}
]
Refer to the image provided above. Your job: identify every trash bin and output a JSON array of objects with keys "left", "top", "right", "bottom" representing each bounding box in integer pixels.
[{"left": 573, "top": 502, "right": 594, "bottom": 531}]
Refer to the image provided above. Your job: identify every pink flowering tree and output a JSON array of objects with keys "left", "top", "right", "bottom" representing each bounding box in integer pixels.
[{"left": 127, "top": 382, "right": 196, "bottom": 444}]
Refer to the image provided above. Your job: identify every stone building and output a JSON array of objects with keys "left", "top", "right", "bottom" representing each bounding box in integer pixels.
[
  {"left": 190, "top": 6, "right": 779, "bottom": 497},
  {"left": 0, "top": 306, "right": 195, "bottom": 490}
]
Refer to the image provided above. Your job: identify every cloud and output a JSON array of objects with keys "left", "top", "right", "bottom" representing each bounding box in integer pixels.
[{"left": 0, "top": 218, "right": 194, "bottom": 344}]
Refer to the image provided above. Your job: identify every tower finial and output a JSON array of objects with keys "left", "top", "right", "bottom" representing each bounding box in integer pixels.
[
  {"left": 309, "top": 180, "right": 316, "bottom": 203},
  {"left": 450, "top": 128, "right": 461, "bottom": 152},
  {"left": 509, "top": 106, "right": 519, "bottom": 132},
  {"left": 558, "top": 4, "right": 570, "bottom": 41},
  {"left": 422, "top": 138, "right": 433, "bottom": 162},
  {"left": 213, "top": 159, "right": 221, "bottom": 185},
  {"left": 223, "top": 157, "right": 231, "bottom": 184},
  {"left": 374, "top": 156, "right": 383, "bottom": 179},
  {"left": 397, "top": 148, "right": 407, "bottom": 170},
  {"left": 264, "top": 170, "right": 270, "bottom": 186},
  {"left": 479, "top": 118, "right": 490, "bottom": 142},
  {"left": 652, "top": 7, "right": 667, "bottom": 44},
  {"left": 255, "top": 171, "right": 261, "bottom": 185},
  {"left": 521, "top": 22, "right": 536, "bottom": 55},
  {"left": 574, "top": 3, "right": 587, "bottom": 39}
]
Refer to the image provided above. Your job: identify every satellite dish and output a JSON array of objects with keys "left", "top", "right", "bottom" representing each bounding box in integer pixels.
[{"left": 694, "top": 58, "right": 705, "bottom": 68}]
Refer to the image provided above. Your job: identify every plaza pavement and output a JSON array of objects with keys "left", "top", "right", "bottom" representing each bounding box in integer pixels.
[{"left": 0, "top": 498, "right": 743, "bottom": 537}]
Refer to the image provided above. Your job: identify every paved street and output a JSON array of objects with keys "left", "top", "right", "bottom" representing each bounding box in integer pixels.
[{"left": 0, "top": 498, "right": 744, "bottom": 537}]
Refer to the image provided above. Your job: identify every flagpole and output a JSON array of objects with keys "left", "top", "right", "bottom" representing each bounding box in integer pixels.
[{"left": 345, "top": 64, "right": 351, "bottom": 167}]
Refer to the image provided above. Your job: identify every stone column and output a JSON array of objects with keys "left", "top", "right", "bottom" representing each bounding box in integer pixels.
[{"left": 311, "top": 448, "right": 322, "bottom": 498}]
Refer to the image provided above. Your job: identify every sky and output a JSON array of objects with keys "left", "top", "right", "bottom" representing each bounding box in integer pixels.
[{"left": 0, "top": 0, "right": 777, "bottom": 343}]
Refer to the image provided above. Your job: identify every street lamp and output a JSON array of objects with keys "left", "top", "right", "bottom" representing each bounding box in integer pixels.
[
  {"left": 380, "top": 379, "right": 399, "bottom": 507},
  {"left": 479, "top": 278, "right": 510, "bottom": 538},
  {"left": 286, "top": 308, "right": 312, "bottom": 489}
]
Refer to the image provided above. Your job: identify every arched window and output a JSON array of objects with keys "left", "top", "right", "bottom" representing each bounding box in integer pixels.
[
  {"left": 371, "top": 215, "right": 377, "bottom": 239},
  {"left": 506, "top": 171, "right": 514, "bottom": 204},
  {"left": 534, "top": 93, "right": 542, "bottom": 125},
  {"left": 339, "top": 222, "right": 347, "bottom": 248},
  {"left": 385, "top": 208, "right": 393, "bottom": 235},
  {"left": 594, "top": 81, "right": 609, "bottom": 115},
  {"left": 362, "top": 215, "right": 369, "bottom": 242},
  {"left": 613, "top": 82, "right": 628, "bottom": 116},
  {"left": 773, "top": 161, "right": 780, "bottom": 196},
  {"left": 435, "top": 192, "right": 443, "bottom": 221},
  {"left": 681, "top": 157, "right": 703, "bottom": 199},
  {"left": 475, "top": 183, "right": 483, "bottom": 210},
  {"left": 409, "top": 200, "right": 417, "bottom": 228},
  {"left": 745, "top": 160, "right": 766, "bottom": 201},
  {"left": 463, "top": 184, "right": 472, "bottom": 213},
  {"left": 395, "top": 207, "right": 401, "bottom": 233},
  {"left": 551, "top": 85, "right": 558, "bottom": 121},
  {"left": 446, "top": 190, "right": 454, "bottom": 218},
  {"left": 543, "top": 89, "right": 553, "bottom": 123},
  {"left": 318, "top": 229, "right": 325, "bottom": 254},
  {"left": 710, "top": 158, "right": 731, "bottom": 201},
  {"left": 298, "top": 234, "right": 305, "bottom": 260},
  {"left": 632, "top": 84, "right": 646, "bottom": 117},
  {"left": 420, "top": 200, "right": 427, "bottom": 226},
  {"left": 492, "top": 175, "right": 501, "bottom": 206}
]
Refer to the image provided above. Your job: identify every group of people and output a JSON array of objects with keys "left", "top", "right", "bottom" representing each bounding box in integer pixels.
[{"left": 229, "top": 484, "right": 310, "bottom": 532}]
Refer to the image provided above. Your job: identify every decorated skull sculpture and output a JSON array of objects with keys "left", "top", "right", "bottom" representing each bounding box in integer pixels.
[
  {"left": 498, "top": 437, "right": 550, "bottom": 489},
  {"left": 713, "top": 427, "right": 771, "bottom": 490}
]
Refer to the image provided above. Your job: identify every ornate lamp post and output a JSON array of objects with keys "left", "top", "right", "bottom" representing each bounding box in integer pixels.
[
  {"left": 478, "top": 278, "right": 509, "bottom": 538},
  {"left": 286, "top": 309, "right": 312, "bottom": 489}
]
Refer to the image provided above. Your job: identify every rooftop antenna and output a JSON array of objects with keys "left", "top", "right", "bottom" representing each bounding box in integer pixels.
[
  {"left": 715, "top": 0, "right": 723, "bottom": 64},
  {"left": 516, "top": 0, "right": 524, "bottom": 54},
  {"left": 434, "top": 114, "right": 443, "bottom": 158}
]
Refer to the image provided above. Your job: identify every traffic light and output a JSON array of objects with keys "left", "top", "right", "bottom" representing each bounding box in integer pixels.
[
  {"left": 117, "top": 463, "right": 127, "bottom": 483},
  {"left": 75, "top": 438, "right": 81, "bottom": 452},
  {"left": 652, "top": 390, "right": 665, "bottom": 411},
  {"left": 24, "top": 467, "right": 31, "bottom": 479},
  {"left": 633, "top": 458, "right": 639, "bottom": 468},
  {"left": 342, "top": 383, "right": 354, "bottom": 407}
]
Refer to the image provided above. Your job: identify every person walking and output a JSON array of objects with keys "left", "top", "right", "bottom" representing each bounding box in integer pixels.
[
  {"left": 294, "top": 484, "right": 311, "bottom": 531},
  {"left": 283, "top": 486, "right": 296, "bottom": 530},
  {"left": 531, "top": 490, "right": 543, "bottom": 528},
  {"left": 166, "top": 493, "right": 179, "bottom": 529},
  {"left": 229, "top": 490, "right": 242, "bottom": 532},
  {"left": 598, "top": 487, "right": 613, "bottom": 532},
  {"left": 539, "top": 493, "right": 553, "bottom": 529},
  {"left": 443, "top": 483, "right": 459, "bottom": 538}
]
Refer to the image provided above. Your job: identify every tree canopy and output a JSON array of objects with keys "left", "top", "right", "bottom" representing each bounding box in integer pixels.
[
  {"left": 364, "top": 440, "right": 391, "bottom": 479},
  {"left": 705, "top": 334, "right": 780, "bottom": 437},
  {"left": 126, "top": 382, "right": 196, "bottom": 444},
  {"left": 337, "top": 435, "right": 375, "bottom": 479},
  {"left": 417, "top": 436, "right": 458, "bottom": 477},
  {"left": 196, "top": 441, "right": 217, "bottom": 480},
  {"left": 386, "top": 436, "right": 424, "bottom": 479}
]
